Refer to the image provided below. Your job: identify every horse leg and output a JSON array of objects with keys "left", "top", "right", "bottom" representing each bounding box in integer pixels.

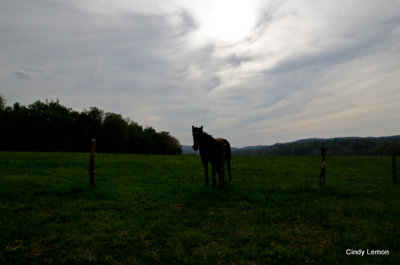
[
  {"left": 202, "top": 160, "right": 209, "bottom": 186},
  {"left": 211, "top": 163, "right": 217, "bottom": 186},
  {"left": 221, "top": 148, "right": 227, "bottom": 188},
  {"left": 221, "top": 160, "right": 225, "bottom": 188},
  {"left": 217, "top": 157, "right": 225, "bottom": 189},
  {"left": 227, "top": 156, "right": 232, "bottom": 184},
  {"left": 218, "top": 163, "right": 225, "bottom": 188}
]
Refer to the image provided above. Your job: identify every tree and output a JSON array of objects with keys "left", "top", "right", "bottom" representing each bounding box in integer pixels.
[
  {"left": 156, "top": 131, "right": 182, "bottom": 155},
  {"left": 125, "top": 122, "right": 145, "bottom": 153},
  {"left": 87, "top": 107, "right": 104, "bottom": 139},
  {"left": 100, "top": 113, "right": 128, "bottom": 153},
  {"left": 0, "top": 94, "right": 5, "bottom": 110}
]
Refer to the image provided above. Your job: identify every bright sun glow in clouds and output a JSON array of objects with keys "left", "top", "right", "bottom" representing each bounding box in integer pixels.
[{"left": 203, "top": 0, "right": 256, "bottom": 44}]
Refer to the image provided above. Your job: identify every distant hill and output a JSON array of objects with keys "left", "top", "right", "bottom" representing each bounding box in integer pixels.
[
  {"left": 181, "top": 145, "right": 198, "bottom": 155},
  {"left": 232, "top": 135, "right": 400, "bottom": 156}
]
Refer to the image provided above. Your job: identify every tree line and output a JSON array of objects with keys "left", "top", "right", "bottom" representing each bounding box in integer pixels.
[
  {"left": 0, "top": 97, "right": 182, "bottom": 155},
  {"left": 233, "top": 137, "right": 400, "bottom": 156}
]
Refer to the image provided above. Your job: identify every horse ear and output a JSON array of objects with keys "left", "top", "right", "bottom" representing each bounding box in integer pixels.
[{"left": 200, "top": 126, "right": 203, "bottom": 130}]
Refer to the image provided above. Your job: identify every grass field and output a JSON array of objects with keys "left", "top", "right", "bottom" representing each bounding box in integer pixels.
[{"left": 0, "top": 151, "right": 399, "bottom": 264}]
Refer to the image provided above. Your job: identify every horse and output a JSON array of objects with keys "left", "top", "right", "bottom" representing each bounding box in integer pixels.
[{"left": 192, "top": 126, "right": 232, "bottom": 188}]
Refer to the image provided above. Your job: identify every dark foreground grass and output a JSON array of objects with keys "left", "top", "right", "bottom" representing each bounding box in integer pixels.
[{"left": 0, "top": 151, "right": 399, "bottom": 264}]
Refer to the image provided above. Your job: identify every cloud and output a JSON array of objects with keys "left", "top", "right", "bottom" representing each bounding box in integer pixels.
[
  {"left": 13, "top": 72, "right": 30, "bottom": 80},
  {"left": 1, "top": 0, "right": 400, "bottom": 147}
]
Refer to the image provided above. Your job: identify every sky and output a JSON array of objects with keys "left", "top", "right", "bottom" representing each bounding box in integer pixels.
[{"left": 1, "top": 0, "right": 400, "bottom": 147}]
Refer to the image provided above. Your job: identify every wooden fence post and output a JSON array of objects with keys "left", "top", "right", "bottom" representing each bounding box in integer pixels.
[
  {"left": 392, "top": 149, "right": 397, "bottom": 184},
  {"left": 89, "top": 139, "right": 96, "bottom": 187},
  {"left": 319, "top": 147, "right": 326, "bottom": 186}
]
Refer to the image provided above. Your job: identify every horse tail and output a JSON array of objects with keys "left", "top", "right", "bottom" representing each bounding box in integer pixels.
[{"left": 215, "top": 138, "right": 232, "bottom": 185}]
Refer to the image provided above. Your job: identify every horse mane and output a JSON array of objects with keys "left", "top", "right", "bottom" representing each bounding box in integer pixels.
[{"left": 201, "top": 131, "right": 216, "bottom": 144}]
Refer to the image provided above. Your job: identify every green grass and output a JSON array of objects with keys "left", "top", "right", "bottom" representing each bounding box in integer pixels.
[{"left": 0, "top": 152, "right": 399, "bottom": 264}]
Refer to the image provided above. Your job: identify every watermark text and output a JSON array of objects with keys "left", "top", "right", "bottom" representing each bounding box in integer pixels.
[{"left": 346, "top": 249, "right": 389, "bottom": 256}]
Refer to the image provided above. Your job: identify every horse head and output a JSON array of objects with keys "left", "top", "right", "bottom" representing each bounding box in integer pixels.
[{"left": 192, "top": 125, "right": 203, "bottom": 151}]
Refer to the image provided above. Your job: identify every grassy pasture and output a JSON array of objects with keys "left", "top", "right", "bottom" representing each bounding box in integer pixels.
[{"left": 0, "top": 151, "right": 399, "bottom": 264}]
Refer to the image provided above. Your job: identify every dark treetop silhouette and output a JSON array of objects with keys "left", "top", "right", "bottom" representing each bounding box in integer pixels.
[{"left": 192, "top": 126, "right": 231, "bottom": 188}]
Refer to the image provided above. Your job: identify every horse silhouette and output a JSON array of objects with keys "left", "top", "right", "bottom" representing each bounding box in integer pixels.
[{"left": 192, "top": 126, "right": 231, "bottom": 188}]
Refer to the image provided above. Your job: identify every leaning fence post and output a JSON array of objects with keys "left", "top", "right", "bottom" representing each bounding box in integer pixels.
[
  {"left": 319, "top": 147, "right": 326, "bottom": 185},
  {"left": 392, "top": 149, "right": 397, "bottom": 184},
  {"left": 89, "top": 139, "right": 96, "bottom": 187}
]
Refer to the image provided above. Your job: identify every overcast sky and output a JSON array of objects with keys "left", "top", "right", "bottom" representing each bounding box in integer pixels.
[{"left": 1, "top": 0, "right": 400, "bottom": 147}]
